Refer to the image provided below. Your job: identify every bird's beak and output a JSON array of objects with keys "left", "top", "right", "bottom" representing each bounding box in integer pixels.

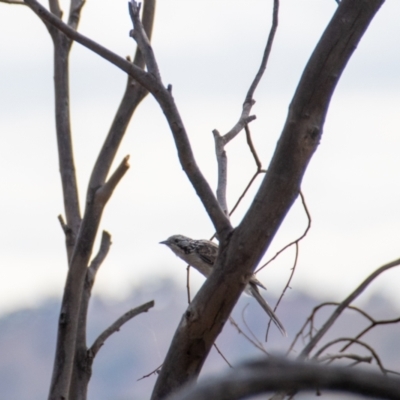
[{"left": 159, "top": 240, "right": 168, "bottom": 245}]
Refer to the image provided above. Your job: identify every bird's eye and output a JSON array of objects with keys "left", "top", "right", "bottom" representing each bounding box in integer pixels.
[{"left": 174, "top": 239, "right": 179, "bottom": 243}]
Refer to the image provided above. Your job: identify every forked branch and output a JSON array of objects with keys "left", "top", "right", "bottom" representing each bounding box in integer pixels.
[
  {"left": 25, "top": 0, "right": 232, "bottom": 239},
  {"left": 152, "top": 1, "right": 385, "bottom": 398},
  {"left": 213, "top": 0, "right": 279, "bottom": 214},
  {"left": 299, "top": 257, "right": 400, "bottom": 359}
]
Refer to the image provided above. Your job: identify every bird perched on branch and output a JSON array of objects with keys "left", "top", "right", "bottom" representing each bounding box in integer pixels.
[{"left": 160, "top": 234, "right": 287, "bottom": 337}]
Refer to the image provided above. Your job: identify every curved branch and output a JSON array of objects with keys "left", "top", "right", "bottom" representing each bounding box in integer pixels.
[
  {"left": 151, "top": 1, "right": 385, "bottom": 398},
  {"left": 89, "top": 301, "right": 155, "bottom": 357},
  {"left": 299, "top": 257, "right": 400, "bottom": 359},
  {"left": 166, "top": 357, "right": 400, "bottom": 400},
  {"left": 313, "top": 337, "right": 386, "bottom": 373},
  {"left": 245, "top": 0, "right": 279, "bottom": 103},
  {"left": 25, "top": 0, "right": 231, "bottom": 238},
  {"left": 212, "top": 0, "right": 278, "bottom": 214}
]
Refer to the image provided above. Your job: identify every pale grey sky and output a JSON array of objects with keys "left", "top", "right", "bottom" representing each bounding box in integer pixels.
[{"left": 0, "top": 0, "right": 399, "bottom": 315}]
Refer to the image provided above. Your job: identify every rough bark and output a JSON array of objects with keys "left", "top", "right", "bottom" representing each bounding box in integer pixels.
[{"left": 151, "top": 0, "right": 385, "bottom": 398}]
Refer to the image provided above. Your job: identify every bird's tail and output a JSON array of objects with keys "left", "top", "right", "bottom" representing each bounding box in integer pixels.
[{"left": 248, "top": 283, "right": 287, "bottom": 337}]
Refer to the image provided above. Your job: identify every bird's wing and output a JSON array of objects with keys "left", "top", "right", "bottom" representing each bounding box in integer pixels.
[
  {"left": 196, "top": 240, "right": 218, "bottom": 266},
  {"left": 248, "top": 281, "right": 287, "bottom": 337}
]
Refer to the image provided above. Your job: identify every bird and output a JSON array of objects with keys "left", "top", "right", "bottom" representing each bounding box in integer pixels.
[{"left": 160, "top": 234, "right": 287, "bottom": 337}]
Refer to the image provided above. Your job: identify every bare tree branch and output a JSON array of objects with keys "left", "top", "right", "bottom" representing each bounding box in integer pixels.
[
  {"left": 299, "top": 257, "right": 400, "bottom": 359},
  {"left": 151, "top": 1, "right": 385, "bottom": 398},
  {"left": 50, "top": 130, "right": 132, "bottom": 400},
  {"left": 128, "top": 0, "right": 160, "bottom": 80},
  {"left": 57, "top": 214, "right": 68, "bottom": 233},
  {"left": 245, "top": 125, "right": 264, "bottom": 172},
  {"left": 126, "top": 0, "right": 232, "bottom": 238},
  {"left": 67, "top": 0, "right": 85, "bottom": 30},
  {"left": 22, "top": 0, "right": 86, "bottom": 397},
  {"left": 341, "top": 315, "right": 400, "bottom": 353},
  {"left": 48, "top": 0, "right": 61, "bottom": 18},
  {"left": 302, "top": 303, "right": 400, "bottom": 357},
  {"left": 257, "top": 190, "right": 311, "bottom": 274},
  {"left": 212, "top": 343, "right": 233, "bottom": 369},
  {"left": 70, "top": 298, "right": 154, "bottom": 400},
  {"left": 24, "top": 0, "right": 151, "bottom": 85},
  {"left": 318, "top": 353, "right": 372, "bottom": 364},
  {"left": 313, "top": 337, "right": 387, "bottom": 374},
  {"left": 132, "top": 0, "right": 156, "bottom": 68},
  {"left": 212, "top": 130, "right": 228, "bottom": 214},
  {"left": 212, "top": 0, "right": 278, "bottom": 214},
  {"left": 28, "top": 1, "right": 157, "bottom": 396},
  {"left": 229, "top": 172, "right": 263, "bottom": 216},
  {"left": 245, "top": 0, "right": 279, "bottom": 103},
  {"left": 70, "top": 3, "right": 156, "bottom": 397},
  {"left": 264, "top": 191, "right": 311, "bottom": 339},
  {"left": 166, "top": 357, "right": 400, "bottom": 400},
  {"left": 186, "top": 265, "right": 191, "bottom": 304},
  {"left": 230, "top": 313, "right": 268, "bottom": 355},
  {"left": 89, "top": 301, "right": 155, "bottom": 357},
  {"left": 24, "top": 0, "right": 232, "bottom": 239},
  {"left": 212, "top": 105, "right": 256, "bottom": 214},
  {"left": 88, "top": 230, "right": 112, "bottom": 277},
  {"left": 217, "top": 104, "right": 256, "bottom": 147},
  {"left": 137, "top": 364, "right": 163, "bottom": 381},
  {"left": 86, "top": 0, "right": 156, "bottom": 211},
  {"left": 51, "top": 36, "right": 81, "bottom": 263},
  {"left": 0, "top": 0, "right": 26, "bottom": 4},
  {"left": 96, "top": 155, "right": 130, "bottom": 205}
]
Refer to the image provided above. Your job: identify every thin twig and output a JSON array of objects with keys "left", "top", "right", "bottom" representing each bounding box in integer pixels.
[
  {"left": 228, "top": 316, "right": 268, "bottom": 355},
  {"left": 212, "top": 0, "right": 279, "bottom": 215},
  {"left": 186, "top": 265, "right": 191, "bottom": 304},
  {"left": 256, "top": 190, "right": 311, "bottom": 273},
  {"left": 265, "top": 192, "right": 311, "bottom": 340},
  {"left": 299, "top": 258, "right": 400, "bottom": 359},
  {"left": 213, "top": 343, "right": 233, "bottom": 368},
  {"left": 289, "top": 296, "right": 400, "bottom": 357},
  {"left": 90, "top": 301, "right": 154, "bottom": 357},
  {"left": 245, "top": 0, "right": 279, "bottom": 103},
  {"left": 318, "top": 353, "right": 372, "bottom": 364},
  {"left": 25, "top": 0, "right": 232, "bottom": 239},
  {"left": 342, "top": 316, "right": 400, "bottom": 353},
  {"left": 241, "top": 304, "right": 265, "bottom": 349},
  {"left": 229, "top": 172, "right": 261, "bottom": 216},
  {"left": 312, "top": 337, "right": 387, "bottom": 374},
  {"left": 137, "top": 363, "right": 163, "bottom": 381},
  {"left": 265, "top": 242, "right": 299, "bottom": 341},
  {"left": 245, "top": 125, "right": 263, "bottom": 171}
]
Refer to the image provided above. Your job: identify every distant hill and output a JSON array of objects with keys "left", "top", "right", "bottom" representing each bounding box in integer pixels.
[{"left": 0, "top": 279, "right": 398, "bottom": 400}]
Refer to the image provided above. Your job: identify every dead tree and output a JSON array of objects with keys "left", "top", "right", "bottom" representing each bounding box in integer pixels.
[{"left": 2, "top": 0, "right": 399, "bottom": 399}]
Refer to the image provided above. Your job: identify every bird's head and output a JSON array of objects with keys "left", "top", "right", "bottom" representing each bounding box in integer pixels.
[{"left": 160, "top": 234, "right": 192, "bottom": 254}]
